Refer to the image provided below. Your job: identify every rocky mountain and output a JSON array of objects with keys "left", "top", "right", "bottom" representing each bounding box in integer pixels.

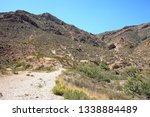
[
  {"left": 0, "top": 10, "right": 150, "bottom": 100},
  {"left": 97, "top": 23, "right": 150, "bottom": 70},
  {"left": 0, "top": 10, "right": 101, "bottom": 64},
  {"left": 0, "top": 10, "right": 150, "bottom": 71}
]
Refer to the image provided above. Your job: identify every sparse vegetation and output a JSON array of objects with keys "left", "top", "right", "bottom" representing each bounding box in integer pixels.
[
  {"left": 1, "top": 10, "right": 150, "bottom": 100},
  {"left": 53, "top": 80, "right": 92, "bottom": 100},
  {"left": 2, "top": 60, "right": 28, "bottom": 74},
  {"left": 34, "top": 65, "right": 54, "bottom": 72},
  {"left": 0, "top": 56, "right": 55, "bottom": 75},
  {"left": 53, "top": 80, "right": 65, "bottom": 96},
  {"left": 77, "top": 63, "right": 118, "bottom": 81},
  {"left": 124, "top": 77, "right": 150, "bottom": 99},
  {"left": 100, "top": 63, "right": 110, "bottom": 71},
  {"left": 63, "top": 89, "right": 91, "bottom": 100},
  {"left": 53, "top": 69, "right": 131, "bottom": 100},
  {"left": 121, "top": 67, "right": 141, "bottom": 78}
]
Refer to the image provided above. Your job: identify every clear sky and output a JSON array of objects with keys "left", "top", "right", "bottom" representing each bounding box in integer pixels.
[{"left": 0, "top": 0, "right": 150, "bottom": 34}]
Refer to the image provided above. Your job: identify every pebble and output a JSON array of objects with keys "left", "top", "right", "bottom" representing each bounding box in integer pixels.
[{"left": 0, "top": 92, "right": 3, "bottom": 98}]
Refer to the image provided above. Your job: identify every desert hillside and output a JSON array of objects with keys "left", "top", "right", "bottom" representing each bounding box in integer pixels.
[{"left": 0, "top": 10, "right": 150, "bottom": 100}]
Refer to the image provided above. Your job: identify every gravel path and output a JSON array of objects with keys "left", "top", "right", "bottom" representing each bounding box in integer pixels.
[{"left": 0, "top": 69, "right": 64, "bottom": 100}]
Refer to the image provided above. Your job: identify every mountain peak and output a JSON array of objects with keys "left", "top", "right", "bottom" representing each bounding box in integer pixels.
[
  {"left": 41, "top": 12, "right": 64, "bottom": 25},
  {"left": 15, "top": 10, "right": 30, "bottom": 14}
]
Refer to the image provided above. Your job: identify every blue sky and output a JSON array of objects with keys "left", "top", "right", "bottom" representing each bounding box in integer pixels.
[{"left": 0, "top": 0, "right": 150, "bottom": 34}]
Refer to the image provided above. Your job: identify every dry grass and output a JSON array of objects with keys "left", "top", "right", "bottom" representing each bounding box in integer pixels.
[
  {"left": 53, "top": 77, "right": 93, "bottom": 100},
  {"left": 54, "top": 70, "right": 131, "bottom": 100}
]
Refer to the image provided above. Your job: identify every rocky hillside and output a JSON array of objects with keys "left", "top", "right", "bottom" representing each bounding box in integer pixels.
[
  {"left": 97, "top": 23, "right": 150, "bottom": 70},
  {"left": 0, "top": 10, "right": 150, "bottom": 71},
  {"left": 0, "top": 10, "right": 102, "bottom": 64},
  {"left": 0, "top": 10, "right": 150, "bottom": 100}
]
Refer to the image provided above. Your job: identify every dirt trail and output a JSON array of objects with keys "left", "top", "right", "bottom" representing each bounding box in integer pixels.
[{"left": 0, "top": 69, "right": 64, "bottom": 100}]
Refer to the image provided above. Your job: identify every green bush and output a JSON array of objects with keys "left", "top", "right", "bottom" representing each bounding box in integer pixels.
[
  {"left": 142, "top": 79, "right": 150, "bottom": 99},
  {"left": 99, "top": 71, "right": 118, "bottom": 81},
  {"left": 100, "top": 63, "right": 109, "bottom": 70},
  {"left": 77, "top": 64, "right": 100, "bottom": 79},
  {"left": 53, "top": 80, "right": 91, "bottom": 100},
  {"left": 53, "top": 80, "right": 64, "bottom": 96},
  {"left": 124, "top": 77, "right": 150, "bottom": 99},
  {"left": 121, "top": 67, "right": 141, "bottom": 78},
  {"left": 63, "top": 90, "right": 91, "bottom": 100},
  {"left": 77, "top": 64, "right": 118, "bottom": 81},
  {"left": 45, "top": 66, "right": 53, "bottom": 72}
]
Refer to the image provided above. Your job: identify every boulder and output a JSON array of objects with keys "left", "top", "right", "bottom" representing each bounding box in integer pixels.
[{"left": 108, "top": 43, "right": 116, "bottom": 50}]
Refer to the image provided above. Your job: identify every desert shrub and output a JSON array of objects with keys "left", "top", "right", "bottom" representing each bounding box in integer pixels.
[
  {"left": 35, "top": 65, "right": 54, "bottom": 72},
  {"left": 77, "top": 64, "right": 100, "bottom": 79},
  {"left": 77, "top": 64, "right": 118, "bottom": 81},
  {"left": 53, "top": 80, "right": 64, "bottom": 96},
  {"left": 55, "top": 70, "right": 131, "bottom": 100},
  {"left": 53, "top": 80, "right": 92, "bottom": 100},
  {"left": 36, "top": 51, "right": 45, "bottom": 59},
  {"left": 24, "top": 64, "right": 32, "bottom": 69},
  {"left": 100, "top": 63, "right": 110, "bottom": 70},
  {"left": 108, "top": 91, "right": 130, "bottom": 100},
  {"left": 121, "top": 67, "right": 141, "bottom": 78},
  {"left": 0, "top": 67, "right": 8, "bottom": 75},
  {"left": 35, "top": 65, "right": 45, "bottom": 71},
  {"left": 142, "top": 79, "right": 150, "bottom": 99},
  {"left": 7, "top": 60, "right": 27, "bottom": 73},
  {"left": 45, "top": 66, "right": 54, "bottom": 72},
  {"left": 124, "top": 77, "right": 150, "bottom": 99},
  {"left": 99, "top": 71, "right": 118, "bottom": 81},
  {"left": 0, "top": 64, "right": 4, "bottom": 69},
  {"left": 65, "top": 77, "right": 95, "bottom": 90},
  {"left": 63, "top": 90, "right": 90, "bottom": 100}
]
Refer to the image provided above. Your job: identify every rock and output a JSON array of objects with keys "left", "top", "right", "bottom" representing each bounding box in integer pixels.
[
  {"left": 30, "top": 74, "right": 34, "bottom": 77},
  {"left": 25, "top": 94, "right": 29, "bottom": 96},
  {"left": 6, "top": 68, "right": 12, "bottom": 71},
  {"left": 26, "top": 74, "right": 30, "bottom": 76},
  {"left": 80, "top": 60, "right": 89, "bottom": 63},
  {"left": 14, "top": 71, "right": 19, "bottom": 75},
  {"left": 112, "top": 64, "right": 120, "bottom": 69},
  {"left": 0, "top": 92, "right": 3, "bottom": 98},
  {"left": 109, "top": 63, "right": 121, "bottom": 70},
  {"left": 108, "top": 43, "right": 116, "bottom": 50},
  {"left": 76, "top": 48, "right": 82, "bottom": 52}
]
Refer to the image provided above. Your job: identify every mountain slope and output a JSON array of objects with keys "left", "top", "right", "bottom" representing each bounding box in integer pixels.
[
  {"left": 97, "top": 23, "right": 150, "bottom": 69},
  {"left": 0, "top": 10, "right": 150, "bottom": 100},
  {"left": 0, "top": 10, "right": 150, "bottom": 71},
  {"left": 0, "top": 10, "right": 102, "bottom": 63}
]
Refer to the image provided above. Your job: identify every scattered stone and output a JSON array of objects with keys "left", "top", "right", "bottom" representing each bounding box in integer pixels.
[
  {"left": 6, "top": 68, "right": 12, "bottom": 71},
  {"left": 108, "top": 43, "right": 116, "bottom": 50},
  {"left": 109, "top": 63, "right": 121, "bottom": 70},
  {"left": 30, "top": 74, "right": 34, "bottom": 77},
  {"left": 38, "top": 84, "right": 43, "bottom": 88},
  {"left": 0, "top": 93, "right": 3, "bottom": 98},
  {"left": 112, "top": 64, "right": 121, "bottom": 69},
  {"left": 26, "top": 74, "right": 30, "bottom": 76},
  {"left": 25, "top": 94, "right": 29, "bottom": 96},
  {"left": 76, "top": 48, "right": 82, "bottom": 52},
  {"left": 80, "top": 60, "right": 89, "bottom": 63},
  {"left": 14, "top": 72, "right": 19, "bottom": 75}
]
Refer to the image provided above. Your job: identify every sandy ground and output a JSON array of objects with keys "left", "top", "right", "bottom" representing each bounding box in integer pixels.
[{"left": 0, "top": 69, "right": 64, "bottom": 100}]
